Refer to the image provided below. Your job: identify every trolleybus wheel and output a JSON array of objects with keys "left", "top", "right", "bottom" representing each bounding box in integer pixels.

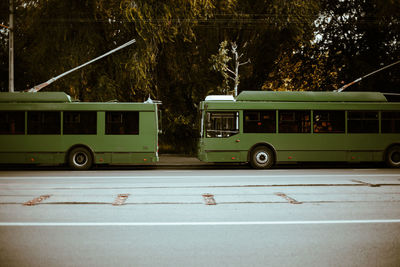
[
  {"left": 250, "top": 146, "right": 274, "bottom": 169},
  {"left": 68, "top": 147, "right": 93, "bottom": 170},
  {"left": 385, "top": 145, "right": 400, "bottom": 168}
]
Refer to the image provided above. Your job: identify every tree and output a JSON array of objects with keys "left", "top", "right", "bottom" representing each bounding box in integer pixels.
[
  {"left": 0, "top": 0, "right": 10, "bottom": 91},
  {"left": 266, "top": 0, "right": 400, "bottom": 92},
  {"left": 11, "top": 1, "right": 397, "bottom": 153},
  {"left": 210, "top": 40, "right": 250, "bottom": 96},
  {"left": 0, "top": 0, "right": 141, "bottom": 101},
  {"left": 263, "top": 43, "right": 340, "bottom": 91}
]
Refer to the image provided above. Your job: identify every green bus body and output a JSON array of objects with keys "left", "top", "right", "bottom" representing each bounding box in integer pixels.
[
  {"left": 198, "top": 91, "right": 400, "bottom": 168},
  {"left": 0, "top": 92, "right": 159, "bottom": 169}
]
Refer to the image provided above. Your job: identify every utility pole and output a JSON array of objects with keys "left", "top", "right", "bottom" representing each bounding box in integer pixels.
[{"left": 9, "top": 0, "right": 14, "bottom": 92}]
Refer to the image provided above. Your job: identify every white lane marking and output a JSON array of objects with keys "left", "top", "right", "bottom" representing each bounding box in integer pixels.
[
  {"left": 1, "top": 219, "right": 400, "bottom": 227},
  {"left": 165, "top": 171, "right": 193, "bottom": 173},
  {"left": 0, "top": 174, "right": 399, "bottom": 180}
]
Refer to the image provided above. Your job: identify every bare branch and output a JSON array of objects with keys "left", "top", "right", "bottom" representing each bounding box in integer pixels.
[
  {"left": 226, "top": 68, "right": 236, "bottom": 76},
  {"left": 239, "top": 59, "right": 251, "bottom": 66},
  {"left": 231, "top": 42, "right": 237, "bottom": 49}
]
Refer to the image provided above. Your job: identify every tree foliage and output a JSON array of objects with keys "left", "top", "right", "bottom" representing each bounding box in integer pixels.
[
  {"left": 267, "top": 0, "right": 400, "bottom": 92},
  {"left": 0, "top": 0, "right": 398, "bottom": 153},
  {"left": 263, "top": 43, "right": 340, "bottom": 91}
]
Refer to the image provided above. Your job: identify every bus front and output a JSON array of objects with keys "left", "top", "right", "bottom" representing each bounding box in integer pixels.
[{"left": 198, "top": 95, "right": 242, "bottom": 163}]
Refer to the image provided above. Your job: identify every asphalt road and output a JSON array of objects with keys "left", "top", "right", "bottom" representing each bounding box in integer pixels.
[{"left": 0, "top": 168, "right": 400, "bottom": 267}]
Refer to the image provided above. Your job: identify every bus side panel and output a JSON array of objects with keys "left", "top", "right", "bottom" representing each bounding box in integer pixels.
[
  {"left": 274, "top": 134, "right": 385, "bottom": 162},
  {"left": 203, "top": 151, "right": 243, "bottom": 162},
  {"left": 275, "top": 134, "right": 350, "bottom": 162},
  {"left": 0, "top": 110, "right": 159, "bottom": 165},
  {"left": 345, "top": 134, "right": 399, "bottom": 162},
  {"left": 276, "top": 151, "right": 348, "bottom": 162},
  {"left": 0, "top": 152, "right": 65, "bottom": 164},
  {"left": 199, "top": 131, "right": 399, "bottom": 164},
  {"left": 87, "top": 111, "right": 158, "bottom": 164},
  {"left": 239, "top": 133, "right": 389, "bottom": 163},
  {"left": 0, "top": 100, "right": 160, "bottom": 166},
  {"left": 0, "top": 135, "right": 67, "bottom": 164},
  {"left": 200, "top": 134, "right": 243, "bottom": 162}
]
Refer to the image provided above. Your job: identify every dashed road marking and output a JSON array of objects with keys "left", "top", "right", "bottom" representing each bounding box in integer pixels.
[
  {"left": 202, "top": 194, "right": 216, "bottom": 205},
  {"left": 112, "top": 194, "right": 130, "bottom": 206},
  {"left": 23, "top": 195, "right": 51, "bottom": 206},
  {"left": 274, "top": 192, "right": 302, "bottom": 204},
  {"left": 165, "top": 171, "right": 193, "bottom": 173}
]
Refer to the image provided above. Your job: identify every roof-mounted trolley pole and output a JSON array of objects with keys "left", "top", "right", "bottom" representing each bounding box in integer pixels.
[
  {"left": 337, "top": 60, "right": 400, "bottom": 92},
  {"left": 27, "top": 39, "right": 136, "bottom": 92}
]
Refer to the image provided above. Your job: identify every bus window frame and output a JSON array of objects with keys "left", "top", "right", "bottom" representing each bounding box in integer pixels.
[
  {"left": 313, "top": 110, "right": 345, "bottom": 134},
  {"left": 244, "top": 110, "right": 276, "bottom": 134},
  {"left": 63, "top": 111, "right": 97, "bottom": 135},
  {"left": 27, "top": 111, "right": 61, "bottom": 135},
  {"left": 205, "top": 111, "right": 239, "bottom": 138},
  {"left": 381, "top": 111, "right": 400, "bottom": 133},
  {"left": 278, "top": 110, "right": 311, "bottom": 134},
  {"left": 347, "top": 110, "right": 379, "bottom": 134},
  {"left": 0, "top": 111, "right": 25, "bottom": 135},
  {"left": 105, "top": 111, "right": 139, "bottom": 135}
]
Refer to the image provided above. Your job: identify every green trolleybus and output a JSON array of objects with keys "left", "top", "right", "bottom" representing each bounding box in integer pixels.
[
  {"left": 0, "top": 92, "right": 160, "bottom": 170},
  {"left": 198, "top": 91, "right": 400, "bottom": 168}
]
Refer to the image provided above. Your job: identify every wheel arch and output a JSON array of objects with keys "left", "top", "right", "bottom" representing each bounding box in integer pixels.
[
  {"left": 247, "top": 142, "right": 277, "bottom": 163},
  {"left": 65, "top": 144, "right": 95, "bottom": 163},
  {"left": 384, "top": 143, "right": 400, "bottom": 161}
]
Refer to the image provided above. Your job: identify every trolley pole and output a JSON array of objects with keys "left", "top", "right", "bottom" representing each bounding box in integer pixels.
[
  {"left": 9, "top": 0, "right": 14, "bottom": 92},
  {"left": 337, "top": 60, "right": 400, "bottom": 92},
  {"left": 27, "top": 39, "right": 136, "bottom": 92}
]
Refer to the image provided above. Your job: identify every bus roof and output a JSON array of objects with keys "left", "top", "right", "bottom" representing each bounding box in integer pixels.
[
  {"left": 235, "top": 91, "right": 388, "bottom": 102},
  {"left": 0, "top": 92, "right": 72, "bottom": 103}
]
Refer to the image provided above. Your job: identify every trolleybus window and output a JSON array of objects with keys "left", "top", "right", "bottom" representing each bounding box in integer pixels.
[
  {"left": 64, "top": 111, "right": 97, "bottom": 135},
  {"left": 0, "top": 111, "right": 25, "bottom": 135},
  {"left": 348, "top": 111, "right": 379, "bottom": 133},
  {"left": 313, "top": 111, "right": 345, "bottom": 133},
  {"left": 278, "top": 110, "right": 311, "bottom": 133},
  {"left": 244, "top": 110, "right": 276, "bottom": 133},
  {"left": 382, "top": 111, "right": 400, "bottom": 133},
  {"left": 106, "top": 111, "right": 139, "bottom": 135},
  {"left": 28, "top": 111, "right": 61, "bottom": 134},
  {"left": 206, "top": 112, "right": 239, "bottom": 138}
]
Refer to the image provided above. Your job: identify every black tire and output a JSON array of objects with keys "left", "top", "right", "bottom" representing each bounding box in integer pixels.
[
  {"left": 385, "top": 145, "right": 400, "bottom": 168},
  {"left": 68, "top": 147, "right": 93, "bottom": 170},
  {"left": 250, "top": 146, "right": 275, "bottom": 169}
]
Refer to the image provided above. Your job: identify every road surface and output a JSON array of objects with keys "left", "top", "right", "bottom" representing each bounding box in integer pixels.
[{"left": 0, "top": 167, "right": 400, "bottom": 266}]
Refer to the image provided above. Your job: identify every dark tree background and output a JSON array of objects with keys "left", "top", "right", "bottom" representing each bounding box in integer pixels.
[{"left": 1, "top": 0, "right": 399, "bottom": 154}]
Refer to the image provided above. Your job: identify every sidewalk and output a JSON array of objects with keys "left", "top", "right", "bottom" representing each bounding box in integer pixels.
[{"left": 156, "top": 154, "right": 207, "bottom": 166}]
